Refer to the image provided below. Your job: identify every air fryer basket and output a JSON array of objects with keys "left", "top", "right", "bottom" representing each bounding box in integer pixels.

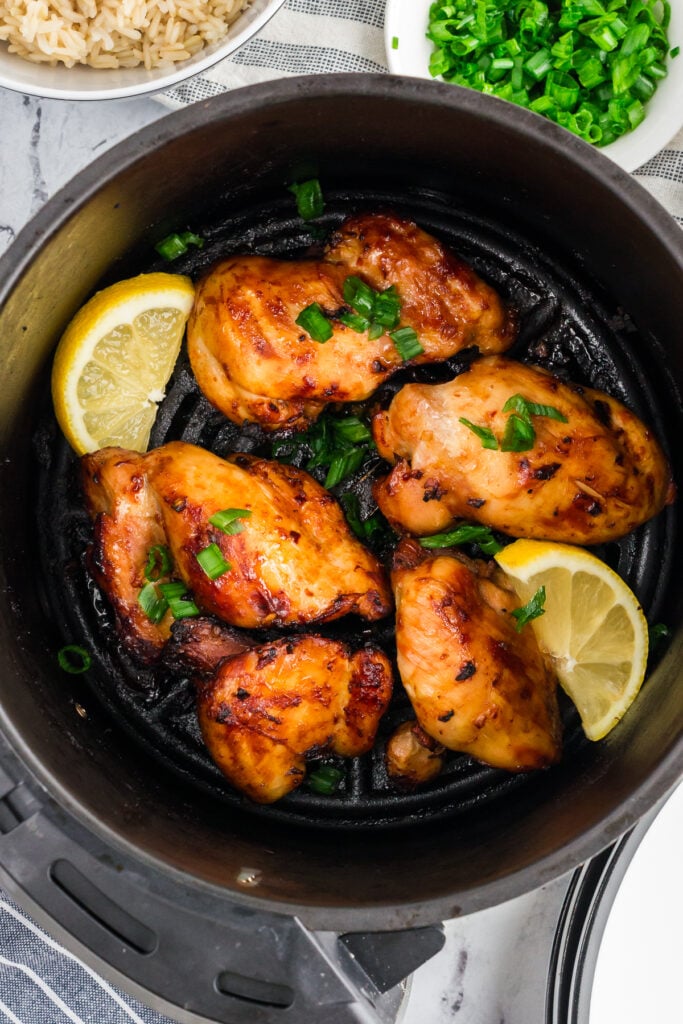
[{"left": 0, "top": 76, "right": 681, "bottom": 932}]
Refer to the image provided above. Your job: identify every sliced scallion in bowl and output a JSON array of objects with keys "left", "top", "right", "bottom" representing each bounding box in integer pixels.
[{"left": 426, "top": 0, "right": 675, "bottom": 147}]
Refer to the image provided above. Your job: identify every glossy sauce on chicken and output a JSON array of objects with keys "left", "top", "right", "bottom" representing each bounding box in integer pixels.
[
  {"left": 373, "top": 355, "right": 674, "bottom": 545},
  {"left": 187, "top": 213, "right": 517, "bottom": 431}
]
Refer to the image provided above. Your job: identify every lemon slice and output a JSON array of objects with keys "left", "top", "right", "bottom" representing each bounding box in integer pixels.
[
  {"left": 52, "top": 272, "right": 195, "bottom": 454},
  {"left": 494, "top": 539, "right": 649, "bottom": 741}
]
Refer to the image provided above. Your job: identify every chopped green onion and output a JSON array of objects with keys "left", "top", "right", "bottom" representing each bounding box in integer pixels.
[
  {"left": 343, "top": 276, "right": 377, "bottom": 318},
  {"left": 426, "top": 0, "right": 672, "bottom": 148},
  {"left": 209, "top": 508, "right": 252, "bottom": 535},
  {"left": 154, "top": 231, "right": 204, "bottom": 261},
  {"left": 339, "top": 311, "right": 370, "bottom": 333},
  {"left": 138, "top": 581, "right": 169, "bottom": 624},
  {"left": 372, "top": 286, "right": 402, "bottom": 329},
  {"left": 288, "top": 178, "right": 324, "bottom": 221},
  {"left": 501, "top": 412, "right": 537, "bottom": 452},
  {"left": 144, "top": 544, "right": 172, "bottom": 582},
  {"left": 57, "top": 645, "right": 92, "bottom": 674},
  {"left": 671, "top": 46, "right": 680, "bottom": 58},
  {"left": 196, "top": 543, "right": 231, "bottom": 580},
  {"left": 332, "top": 416, "right": 372, "bottom": 444},
  {"left": 324, "top": 447, "right": 367, "bottom": 488},
  {"left": 307, "top": 765, "right": 344, "bottom": 795},
  {"left": 420, "top": 523, "right": 503, "bottom": 555},
  {"left": 511, "top": 586, "right": 547, "bottom": 632},
  {"left": 648, "top": 622, "right": 670, "bottom": 651},
  {"left": 389, "top": 326, "right": 424, "bottom": 361},
  {"left": 339, "top": 492, "right": 390, "bottom": 543},
  {"left": 295, "top": 302, "right": 333, "bottom": 343},
  {"left": 459, "top": 417, "right": 499, "bottom": 450},
  {"left": 392, "top": 35, "right": 399, "bottom": 50},
  {"left": 158, "top": 581, "right": 200, "bottom": 619}
]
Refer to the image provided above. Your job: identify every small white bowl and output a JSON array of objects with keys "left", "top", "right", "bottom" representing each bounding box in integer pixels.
[
  {"left": 385, "top": 0, "right": 683, "bottom": 171},
  {"left": 0, "top": 0, "right": 286, "bottom": 101}
]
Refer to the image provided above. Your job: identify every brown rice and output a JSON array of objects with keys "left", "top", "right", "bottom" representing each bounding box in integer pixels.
[{"left": 0, "top": 0, "right": 251, "bottom": 70}]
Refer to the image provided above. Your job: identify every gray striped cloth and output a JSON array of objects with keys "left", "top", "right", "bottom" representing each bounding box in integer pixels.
[{"left": 0, "top": 3, "right": 681, "bottom": 1022}]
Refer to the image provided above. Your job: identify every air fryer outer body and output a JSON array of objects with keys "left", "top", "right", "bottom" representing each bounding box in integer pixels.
[{"left": 0, "top": 76, "right": 681, "bottom": 933}]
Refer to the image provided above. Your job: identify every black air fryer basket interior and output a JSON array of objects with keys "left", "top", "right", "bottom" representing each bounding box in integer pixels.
[{"left": 0, "top": 77, "right": 681, "bottom": 931}]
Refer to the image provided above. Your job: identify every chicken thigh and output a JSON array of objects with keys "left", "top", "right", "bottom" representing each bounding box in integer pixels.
[
  {"left": 168, "top": 619, "right": 394, "bottom": 803},
  {"left": 187, "top": 213, "right": 517, "bottom": 431},
  {"left": 373, "top": 356, "right": 674, "bottom": 545},
  {"left": 391, "top": 541, "right": 561, "bottom": 771},
  {"left": 82, "top": 441, "right": 391, "bottom": 661}
]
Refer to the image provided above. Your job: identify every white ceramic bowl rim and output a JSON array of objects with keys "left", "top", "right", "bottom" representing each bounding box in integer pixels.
[
  {"left": 0, "top": 0, "right": 287, "bottom": 101},
  {"left": 384, "top": 0, "right": 683, "bottom": 172}
]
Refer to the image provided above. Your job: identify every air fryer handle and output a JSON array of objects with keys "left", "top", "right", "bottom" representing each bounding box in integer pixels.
[{"left": 0, "top": 771, "right": 442, "bottom": 1024}]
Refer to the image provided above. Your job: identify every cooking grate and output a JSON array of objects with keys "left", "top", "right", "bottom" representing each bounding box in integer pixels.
[{"left": 33, "top": 187, "right": 674, "bottom": 829}]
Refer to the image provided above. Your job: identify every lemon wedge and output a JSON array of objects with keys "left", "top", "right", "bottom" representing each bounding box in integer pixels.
[
  {"left": 494, "top": 539, "right": 649, "bottom": 741},
  {"left": 51, "top": 272, "right": 195, "bottom": 455}
]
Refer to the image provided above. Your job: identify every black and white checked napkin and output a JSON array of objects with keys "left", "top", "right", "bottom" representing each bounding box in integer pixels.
[{"left": 0, "top": 2, "right": 681, "bottom": 1021}]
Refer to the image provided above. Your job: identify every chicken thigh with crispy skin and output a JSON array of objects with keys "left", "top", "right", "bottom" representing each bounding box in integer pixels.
[
  {"left": 373, "top": 356, "right": 674, "bottom": 545},
  {"left": 187, "top": 213, "right": 517, "bottom": 431},
  {"left": 82, "top": 441, "right": 391, "bottom": 662},
  {"left": 167, "top": 619, "right": 394, "bottom": 803},
  {"left": 392, "top": 541, "right": 561, "bottom": 771}
]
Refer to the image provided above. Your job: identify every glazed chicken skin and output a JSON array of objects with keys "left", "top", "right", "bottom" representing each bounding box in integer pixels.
[
  {"left": 391, "top": 541, "right": 561, "bottom": 771},
  {"left": 373, "top": 356, "right": 674, "bottom": 545},
  {"left": 187, "top": 213, "right": 517, "bottom": 431},
  {"left": 81, "top": 441, "right": 391, "bottom": 662},
  {"left": 168, "top": 620, "right": 394, "bottom": 803},
  {"left": 385, "top": 720, "right": 446, "bottom": 788}
]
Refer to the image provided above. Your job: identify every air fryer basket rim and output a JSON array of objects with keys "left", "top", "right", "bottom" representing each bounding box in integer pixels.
[{"left": 0, "top": 74, "right": 681, "bottom": 931}]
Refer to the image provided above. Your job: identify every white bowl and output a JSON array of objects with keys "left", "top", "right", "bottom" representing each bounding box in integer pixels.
[
  {"left": 0, "top": 0, "right": 287, "bottom": 101},
  {"left": 385, "top": 0, "right": 683, "bottom": 172}
]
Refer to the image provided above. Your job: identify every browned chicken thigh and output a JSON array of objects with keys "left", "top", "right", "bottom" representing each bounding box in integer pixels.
[
  {"left": 187, "top": 213, "right": 517, "bottom": 431},
  {"left": 373, "top": 356, "right": 674, "bottom": 545},
  {"left": 82, "top": 441, "right": 391, "bottom": 661},
  {"left": 168, "top": 620, "right": 394, "bottom": 803},
  {"left": 391, "top": 541, "right": 561, "bottom": 771}
]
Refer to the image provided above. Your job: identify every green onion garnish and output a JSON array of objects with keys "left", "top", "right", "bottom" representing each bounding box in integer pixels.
[
  {"left": 511, "top": 586, "right": 547, "bottom": 632},
  {"left": 295, "top": 302, "right": 333, "bottom": 343},
  {"left": 324, "top": 448, "right": 367, "bottom": 489},
  {"left": 154, "top": 231, "right": 204, "bottom": 261},
  {"left": 209, "top": 508, "right": 252, "bottom": 535},
  {"left": 144, "top": 544, "right": 172, "bottom": 582},
  {"left": 273, "top": 411, "right": 376, "bottom": 489},
  {"left": 501, "top": 412, "right": 537, "bottom": 452},
  {"left": 500, "top": 393, "right": 568, "bottom": 452},
  {"left": 138, "top": 581, "right": 169, "bottom": 624},
  {"left": 307, "top": 765, "right": 345, "bottom": 795},
  {"left": 648, "top": 622, "right": 670, "bottom": 652},
  {"left": 339, "top": 311, "right": 370, "bottom": 333},
  {"left": 372, "top": 285, "right": 402, "bottom": 329},
  {"left": 343, "top": 276, "right": 377, "bottom": 318},
  {"left": 288, "top": 178, "right": 324, "bottom": 221},
  {"left": 332, "top": 416, "right": 373, "bottom": 444},
  {"left": 459, "top": 417, "right": 499, "bottom": 450},
  {"left": 392, "top": 36, "right": 399, "bottom": 50},
  {"left": 426, "top": 0, "right": 673, "bottom": 148},
  {"left": 501, "top": 395, "right": 569, "bottom": 424},
  {"left": 158, "top": 581, "right": 200, "bottom": 619},
  {"left": 57, "top": 645, "right": 92, "bottom": 674},
  {"left": 196, "top": 543, "right": 231, "bottom": 580},
  {"left": 420, "top": 523, "right": 503, "bottom": 555},
  {"left": 390, "top": 326, "right": 424, "bottom": 361}
]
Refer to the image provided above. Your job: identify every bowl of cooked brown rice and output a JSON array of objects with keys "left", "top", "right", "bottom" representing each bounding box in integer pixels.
[{"left": 0, "top": 0, "right": 287, "bottom": 99}]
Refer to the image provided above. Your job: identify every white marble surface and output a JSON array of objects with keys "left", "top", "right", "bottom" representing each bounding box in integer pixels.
[{"left": 0, "top": 83, "right": 678, "bottom": 1024}]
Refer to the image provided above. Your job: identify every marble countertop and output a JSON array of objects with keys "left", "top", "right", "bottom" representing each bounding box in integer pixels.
[{"left": 0, "top": 85, "right": 679, "bottom": 1024}]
